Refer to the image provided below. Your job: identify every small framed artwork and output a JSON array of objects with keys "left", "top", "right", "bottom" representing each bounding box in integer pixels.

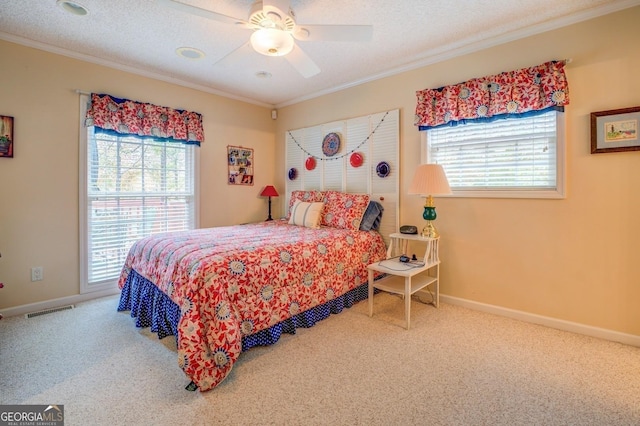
[
  {"left": 227, "top": 145, "right": 254, "bottom": 185},
  {"left": 590, "top": 106, "right": 640, "bottom": 154},
  {"left": 0, "top": 115, "right": 14, "bottom": 158}
]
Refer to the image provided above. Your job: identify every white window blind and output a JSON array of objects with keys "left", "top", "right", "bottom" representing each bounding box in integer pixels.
[
  {"left": 84, "top": 127, "right": 196, "bottom": 287},
  {"left": 426, "top": 110, "right": 564, "bottom": 198}
]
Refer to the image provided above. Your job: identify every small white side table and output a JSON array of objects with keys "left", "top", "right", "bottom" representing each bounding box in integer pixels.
[{"left": 367, "top": 233, "right": 440, "bottom": 329}]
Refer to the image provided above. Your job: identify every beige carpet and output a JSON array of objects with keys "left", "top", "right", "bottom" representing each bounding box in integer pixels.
[{"left": 1, "top": 293, "right": 639, "bottom": 425}]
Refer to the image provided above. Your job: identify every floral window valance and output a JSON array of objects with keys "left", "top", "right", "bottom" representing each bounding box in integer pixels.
[
  {"left": 414, "top": 60, "right": 570, "bottom": 130},
  {"left": 85, "top": 93, "right": 204, "bottom": 145}
]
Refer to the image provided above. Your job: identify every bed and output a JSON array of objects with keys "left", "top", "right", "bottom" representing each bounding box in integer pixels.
[{"left": 117, "top": 190, "right": 388, "bottom": 391}]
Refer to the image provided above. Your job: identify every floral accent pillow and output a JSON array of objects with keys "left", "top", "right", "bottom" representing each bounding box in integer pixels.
[
  {"left": 288, "top": 201, "right": 324, "bottom": 229},
  {"left": 322, "top": 191, "right": 371, "bottom": 230},
  {"left": 287, "top": 190, "right": 325, "bottom": 219}
]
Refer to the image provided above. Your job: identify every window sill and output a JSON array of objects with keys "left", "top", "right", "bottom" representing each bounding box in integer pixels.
[{"left": 442, "top": 189, "right": 566, "bottom": 199}]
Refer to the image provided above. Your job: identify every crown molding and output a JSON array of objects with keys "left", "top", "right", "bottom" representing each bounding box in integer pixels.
[
  {"left": 275, "top": 0, "right": 640, "bottom": 107},
  {"left": 0, "top": 32, "right": 274, "bottom": 108}
]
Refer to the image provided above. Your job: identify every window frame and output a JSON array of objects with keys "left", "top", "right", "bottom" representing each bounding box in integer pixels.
[
  {"left": 421, "top": 111, "right": 566, "bottom": 199},
  {"left": 78, "top": 94, "right": 200, "bottom": 294}
]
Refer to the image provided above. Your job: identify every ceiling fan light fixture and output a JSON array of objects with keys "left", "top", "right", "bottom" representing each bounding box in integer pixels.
[{"left": 250, "top": 28, "right": 294, "bottom": 56}]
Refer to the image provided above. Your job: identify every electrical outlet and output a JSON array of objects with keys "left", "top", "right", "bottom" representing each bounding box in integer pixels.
[{"left": 31, "top": 267, "right": 43, "bottom": 282}]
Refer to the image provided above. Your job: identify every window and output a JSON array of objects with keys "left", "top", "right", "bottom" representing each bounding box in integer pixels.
[
  {"left": 79, "top": 96, "right": 198, "bottom": 293},
  {"left": 424, "top": 110, "right": 565, "bottom": 199}
]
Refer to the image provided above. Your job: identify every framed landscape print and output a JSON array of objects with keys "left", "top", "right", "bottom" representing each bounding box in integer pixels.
[
  {"left": 227, "top": 145, "right": 254, "bottom": 185},
  {"left": 0, "top": 115, "right": 14, "bottom": 158},
  {"left": 591, "top": 106, "right": 640, "bottom": 154}
]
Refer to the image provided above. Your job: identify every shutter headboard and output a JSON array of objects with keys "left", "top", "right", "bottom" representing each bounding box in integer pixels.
[{"left": 285, "top": 109, "right": 399, "bottom": 246}]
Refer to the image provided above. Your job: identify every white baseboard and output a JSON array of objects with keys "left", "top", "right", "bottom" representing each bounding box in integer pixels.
[
  {"left": 0, "top": 287, "right": 120, "bottom": 318},
  {"left": 441, "top": 294, "right": 640, "bottom": 348},
  {"left": 2, "top": 289, "right": 638, "bottom": 348}
]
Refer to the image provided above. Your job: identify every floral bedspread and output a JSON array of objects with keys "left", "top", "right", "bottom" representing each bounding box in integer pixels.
[{"left": 117, "top": 220, "right": 387, "bottom": 391}]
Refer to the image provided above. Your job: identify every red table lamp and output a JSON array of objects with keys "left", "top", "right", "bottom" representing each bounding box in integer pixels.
[{"left": 260, "top": 185, "right": 279, "bottom": 221}]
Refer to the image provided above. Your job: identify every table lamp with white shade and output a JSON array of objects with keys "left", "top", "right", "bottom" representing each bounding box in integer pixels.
[{"left": 408, "top": 164, "right": 451, "bottom": 238}]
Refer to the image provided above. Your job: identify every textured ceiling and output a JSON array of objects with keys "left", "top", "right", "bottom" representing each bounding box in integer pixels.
[{"left": 1, "top": 0, "right": 639, "bottom": 107}]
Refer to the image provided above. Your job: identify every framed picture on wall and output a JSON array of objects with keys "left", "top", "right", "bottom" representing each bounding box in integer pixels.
[
  {"left": 0, "top": 115, "right": 14, "bottom": 158},
  {"left": 591, "top": 106, "right": 640, "bottom": 154},
  {"left": 228, "top": 145, "right": 254, "bottom": 185}
]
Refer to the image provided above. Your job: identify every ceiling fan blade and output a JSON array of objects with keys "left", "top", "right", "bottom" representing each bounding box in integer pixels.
[
  {"left": 293, "top": 24, "right": 373, "bottom": 42},
  {"left": 213, "top": 42, "right": 254, "bottom": 67},
  {"left": 285, "top": 44, "right": 320, "bottom": 78},
  {"left": 157, "top": 0, "right": 250, "bottom": 27}
]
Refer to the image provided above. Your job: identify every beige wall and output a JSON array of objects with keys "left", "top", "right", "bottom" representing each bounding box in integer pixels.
[
  {"left": 2, "top": 7, "right": 639, "bottom": 338},
  {"left": 275, "top": 8, "right": 640, "bottom": 336},
  {"left": 0, "top": 40, "right": 275, "bottom": 309}
]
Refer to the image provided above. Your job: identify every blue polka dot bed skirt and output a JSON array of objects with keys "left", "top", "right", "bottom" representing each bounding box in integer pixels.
[{"left": 117, "top": 269, "right": 370, "bottom": 351}]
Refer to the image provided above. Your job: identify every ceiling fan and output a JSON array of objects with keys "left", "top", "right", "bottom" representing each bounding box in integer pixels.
[{"left": 158, "top": 0, "right": 373, "bottom": 78}]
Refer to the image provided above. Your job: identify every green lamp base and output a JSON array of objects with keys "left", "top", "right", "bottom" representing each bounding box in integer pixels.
[
  {"left": 422, "top": 205, "right": 438, "bottom": 238},
  {"left": 423, "top": 206, "right": 437, "bottom": 221}
]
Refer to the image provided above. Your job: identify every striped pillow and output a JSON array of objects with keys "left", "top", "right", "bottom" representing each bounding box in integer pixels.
[
  {"left": 286, "top": 190, "right": 325, "bottom": 219},
  {"left": 288, "top": 200, "right": 324, "bottom": 229}
]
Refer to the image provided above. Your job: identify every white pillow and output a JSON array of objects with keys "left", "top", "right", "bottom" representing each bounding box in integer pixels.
[{"left": 288, "top": 200, "right": 324, "bottom": 229}]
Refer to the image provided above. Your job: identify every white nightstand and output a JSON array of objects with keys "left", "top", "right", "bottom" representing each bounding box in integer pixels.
[{"left": 367, "top": 233, "right": 440, "bottom": 329}]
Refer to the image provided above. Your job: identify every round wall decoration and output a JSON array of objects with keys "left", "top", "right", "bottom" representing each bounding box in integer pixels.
[
  {"left": 376, "top": 161, "right": 390, "bottom": 178},
  {"left": 288, "top": 167, "right": 298, "bottom": 180},
  {"left": 322, "top": 132, "right": 341, "bottom": 157},
  {"left": 349, "top": 152, "right": 364, "bottom": 168},
  {"left": 305, "top": 156, "right": 316, "bottom": 171}
]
